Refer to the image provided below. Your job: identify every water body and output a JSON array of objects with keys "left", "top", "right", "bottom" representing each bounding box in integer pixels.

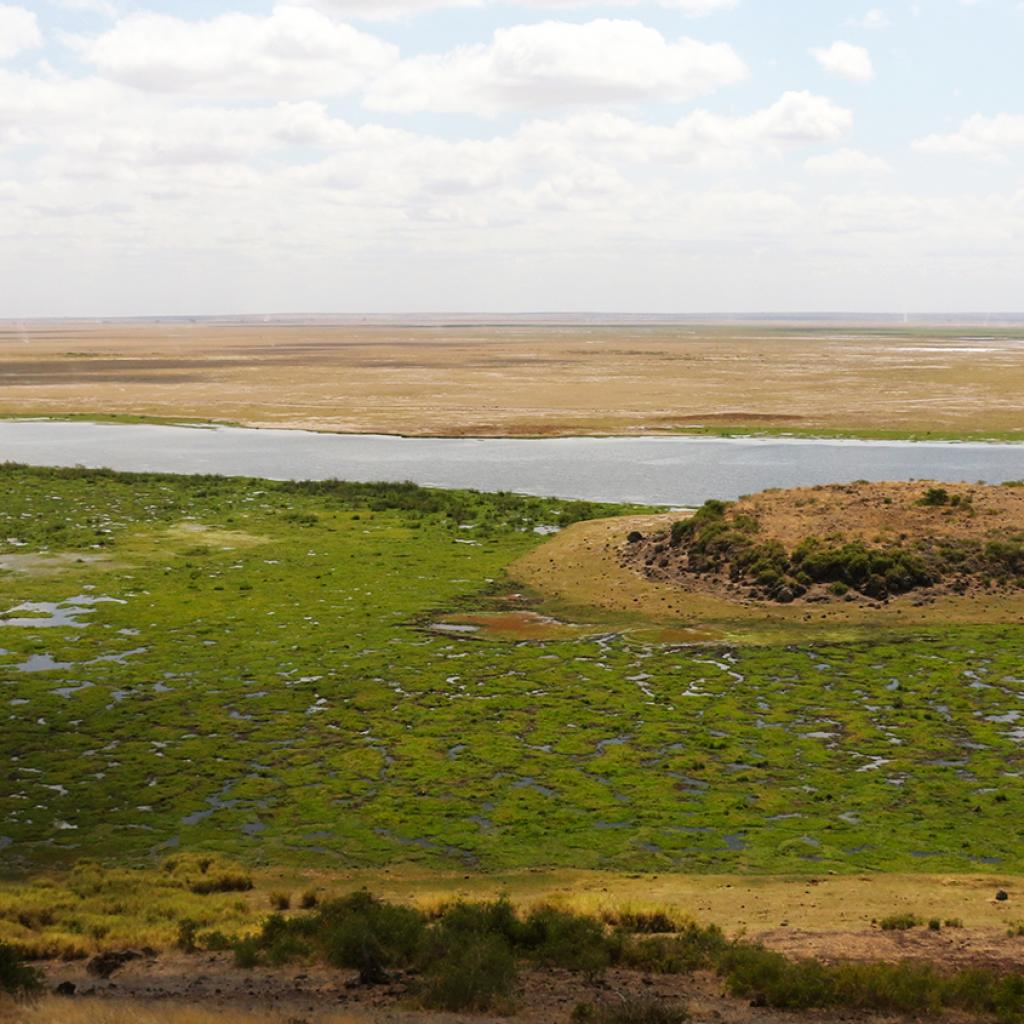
[{"left": 1, "top": 421, "right": 1023, "bottom": 506}]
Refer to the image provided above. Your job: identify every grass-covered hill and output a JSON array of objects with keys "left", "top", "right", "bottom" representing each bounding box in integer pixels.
[{"left": 626, "top": 482, "right": 1024, "bottom": 606}]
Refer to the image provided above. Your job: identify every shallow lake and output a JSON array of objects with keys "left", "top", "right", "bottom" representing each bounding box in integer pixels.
[{"left": 1, "top": 420, "right": 1023, "bottom": 506}]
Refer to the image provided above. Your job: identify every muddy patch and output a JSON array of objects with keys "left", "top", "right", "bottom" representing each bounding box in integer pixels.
[
  {"left": 0, "top": 551, "right": 114, "bottom": 576},
  {"left": 429, "top": 611, "right": 598, "bottom": 642}
]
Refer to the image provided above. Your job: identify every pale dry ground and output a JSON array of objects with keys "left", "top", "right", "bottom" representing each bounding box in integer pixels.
[
  {"left": 320, "top": 868, "right": 1024, "bottom": 939},
  {"left": 509, "top": 512, "right": 1024, "bottom": 632},
  {"left": 2, "top": 322, "right": 1023, "bottom": 437}
]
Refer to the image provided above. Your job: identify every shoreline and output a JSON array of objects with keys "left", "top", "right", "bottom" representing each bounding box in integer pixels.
[{"left": 2, "top": 412, "right": 1024, "bottom": 446}]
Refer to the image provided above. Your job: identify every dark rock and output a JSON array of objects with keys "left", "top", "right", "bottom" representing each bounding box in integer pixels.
[
  {"left": 775, "top": 586, "right": 795, "bottom": 604},
  {"left": 997, "top": 890, "right": 1010, "bottom": 902},
  {"left": 87, "top": 950, "right": 141, "bottom": 979},
  {"left": 627, "top": 531, "right": 644, "bottom": 544},
  {"left": 54, "top": 981, "right": 76, "bottom": 997}
]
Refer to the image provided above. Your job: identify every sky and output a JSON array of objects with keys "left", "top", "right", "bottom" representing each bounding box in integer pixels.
[{"left": 0, "top": 0, "right": 1022, "bottom": 316}]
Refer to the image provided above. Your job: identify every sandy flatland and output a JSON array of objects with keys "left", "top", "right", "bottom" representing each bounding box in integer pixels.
[{"left": 2, "top": 321, "right": 1024, "bottom": 437}]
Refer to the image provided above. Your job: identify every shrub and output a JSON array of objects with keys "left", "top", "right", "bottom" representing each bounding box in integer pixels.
[
  {"left": 189, "top": 873, "right": 253, "bottom": 895},
  {"left": 200, "top": 930, "right": 233, "bottom": 952},
  {"left": 319, "top": 893, "right": 426, "bottom": 984},
  {"left": 879, "top": 913, "right": 921, "bottom": 931},
  {"left": 300, "top": 890, "right": 319, "bottom": 910},
  {"left": 721, "top": 945, "right": 836, "bottom": 1010},
  {"left": 919, "top": 487, "right": 951, "bottom": 507},
  {"left": 176, "top": 918, "right": 199, "bottom": 953},
  {"left": 573, "top": 997, "right": 690, "bottom": 1024},
  {"left": 620, "top": 923, "right": 728, "bottom": 975},
  {"left": 270, "top": 892, "right": 291, "bottom": 911},
  {"left": 233, "top": 936, "right": 261, "bottom": 968},
  {"left": 0, "top": 942, "right": 42, "bottom": 996},
  {"left": 605, "top": 910, "right": 679, "bottom": 934},
  {"left": 420, "top": 932, "right": 517, "bottom": 1012},
  {"left": 519, "top": 905, "right": 612, "bottom": 977}
]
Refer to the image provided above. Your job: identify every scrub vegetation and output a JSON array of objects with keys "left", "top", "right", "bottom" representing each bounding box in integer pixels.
[{"left": 631, "top": 481, "right": 1024, "bottom": 604}]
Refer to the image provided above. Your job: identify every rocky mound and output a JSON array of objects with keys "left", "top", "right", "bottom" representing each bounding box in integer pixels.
[{"left": 623, "top": 481, "right": 1024, "bottom": 606}]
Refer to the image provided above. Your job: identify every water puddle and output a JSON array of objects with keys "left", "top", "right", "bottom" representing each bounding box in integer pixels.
[
  {"left": 0, "top": 595, "right": 124, "bottom": 629},
  {"left": 15, "top": 654, "right": 74, "bottom": 673},
  {"left": 430, "top": 611, "right": 592, "bottom": 641},
  {"left": 51, "top": 681, "right": 94, "bottom": 699}
]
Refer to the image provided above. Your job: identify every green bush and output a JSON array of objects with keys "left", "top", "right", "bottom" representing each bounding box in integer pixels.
[
  {"left": 605, "top": 910, "right": 679, "bottom": 934},
  {"left": 189, "top": 872, "right": 253, "bottom": 895},
  {"left": 319, "top": 892, "right": 427, "bottom": 984},
  {"left": 176, "top": 918, "right": 199, "bottom": 953},
  {"left": 233, "top": 936, "right": 261, "bottom": 968},
  {"left": 621, "top": 922, "right": 728, "bottom": 975},
  {"left": 0, "top": 942, "right": 41, "bottom": 996},
  {"left": 519, "top": 905, "right": 612, "bottom": 976},
  {"left": 420, "top": 932, "right": 517, "bottom": 1012},
  {"left": 879, "top": 913, "right": 921, "bottom": 931},
  {"left": 919, "top": 487, "right": 952, "bottom": 507},
  {"left": 269, "top": 891, "right": 291, "bottom": 911}
]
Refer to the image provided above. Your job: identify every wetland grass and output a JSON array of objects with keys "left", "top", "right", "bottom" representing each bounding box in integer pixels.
[{"left": 1, "top": 464, "right": 1023, "bottom": 886}]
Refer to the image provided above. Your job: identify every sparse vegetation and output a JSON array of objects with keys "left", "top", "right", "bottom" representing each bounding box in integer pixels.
[
  {"left": 638, "top": 482, "right": 1024, "bottom": 603},
  {"left": 573, "top": 997, "right": 690, "bottom": 1024},
  {"left": 722, "top": 945, "right": 1024, "bottom": 1020},
  {"left": 879, "top": 913, "right": 922, "bottom": 931}
]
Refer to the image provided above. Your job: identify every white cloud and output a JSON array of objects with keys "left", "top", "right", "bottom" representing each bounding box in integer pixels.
[
  {"left": 514, "top": 92, "right": 851, "bottom": 173},
  {"left": 303, "top": 0, "right": 737, "bottom": 19},
  {"left": 366, "top": 19, "right": 748, "bottom": 114},
  {"left": 805, "top": 147, "right": 891, "bottom": 175},
  {"left": 810, "top": 40, "right": 874, "bottom": 82},
  {"left": 846, "top": 7, "right": 890, "bottom": 29},
  {"left": 914, "top": 113, "right": 1024, "bottom": 160},
  {"left": 70, "top": 4, "right": 398, "bottom": 98},
  {"left": 0, "top": 5, "right": 41, "bottom": 58},
  {"left": 54, "top": 0, "right": 119, "bottom": 19}
]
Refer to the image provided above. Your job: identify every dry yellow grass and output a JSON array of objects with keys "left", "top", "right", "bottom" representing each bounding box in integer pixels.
[
  {"left": 3, "top": 321, "right": 1024, "bottom": 437},
  {"left": 4, "top": 863, "right": 1023, "bottom": 960},
  {"left": 510, "top": 508, "right": 1024, "bottom": 634}
]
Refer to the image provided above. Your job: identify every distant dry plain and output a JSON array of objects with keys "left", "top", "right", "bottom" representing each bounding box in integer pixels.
[{"left": 1, "top": 320, "right": 1022, "bottom": 437}]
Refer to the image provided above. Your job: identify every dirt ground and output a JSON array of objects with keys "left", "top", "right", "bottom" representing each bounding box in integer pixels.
[
  {"left": 2, "top": 321, "right": 1023, "bottom": 438},
  {"left": 510, "top": 509, "right": 1024, "bottom": 631},
  {"left": 12, "top": 942, "right": 1024, "bottom": 1024}
]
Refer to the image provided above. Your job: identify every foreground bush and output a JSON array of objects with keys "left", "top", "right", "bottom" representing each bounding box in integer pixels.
[
  {"left": 225, "top": 892, "right": 1024, "bottom": 1021},
  {"left": 420, "top": 932, "right": 517, "bottom": 1012},
  {"left": 0, "top": 941, "right": 42, "bottom": 996},
  {"left": 721, "top": 945, "right": 1024, "bottom": 1020}
]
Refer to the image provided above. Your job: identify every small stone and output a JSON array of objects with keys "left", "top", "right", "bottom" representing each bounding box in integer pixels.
[{"left": 997, "top": 890, "right": 1010, "bottom": 902}]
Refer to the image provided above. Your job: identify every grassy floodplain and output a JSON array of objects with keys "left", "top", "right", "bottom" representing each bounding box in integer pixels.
[{"left": 1, "top": 463, "right": 1023, "bottom": 887}]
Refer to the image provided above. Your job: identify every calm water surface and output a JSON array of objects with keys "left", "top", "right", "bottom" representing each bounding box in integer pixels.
[{"left": 2, "top": 421, "right": 1023, "bottom": 506}]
